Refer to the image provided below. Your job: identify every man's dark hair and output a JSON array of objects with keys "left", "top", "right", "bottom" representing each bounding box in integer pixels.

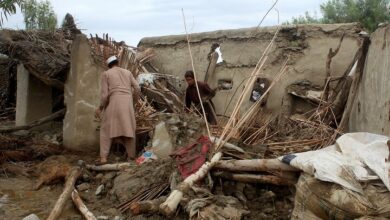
[
  {"left": 184, "top": 70, "right": 194, "bottom": 78},
  {"left": 108, "top": 60, "right": 119, "bottom": 68}
]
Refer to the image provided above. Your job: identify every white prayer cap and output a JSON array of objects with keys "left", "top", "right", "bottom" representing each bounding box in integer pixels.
[{"left": 106, "top": 55, "right": 118, "bottom": 65}]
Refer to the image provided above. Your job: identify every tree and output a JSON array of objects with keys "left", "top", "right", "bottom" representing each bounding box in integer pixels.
[
  {"left": 284, "top": 11, "right": 322, "bottom": 25},
  {"left": 0, "top": 0, "right": 23, "bottom": 26},
  {"left": 286, "top": 0, "right": 390, "bottom": 32},
  {"left": 21, "top": 0, "right": 57, "bottom": 31},
  {"left": 321, "top": 0, "right": 390, "bottom": 32}
]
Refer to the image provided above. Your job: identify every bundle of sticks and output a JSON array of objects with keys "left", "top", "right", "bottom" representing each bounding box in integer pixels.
[{"left": 116, "top": 182, "right": 169, "bottom": 213}]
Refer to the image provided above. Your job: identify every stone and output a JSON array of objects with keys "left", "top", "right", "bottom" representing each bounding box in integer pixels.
[
  {"left": 103, "top": 172, "right": 116, "bottom": 182},
  {"left": 262, "top": 190, "right": 276, "bottom": 199},
  {"left": 77, "top": 183, "right": 91, "bottom": 191},
  {"left": 22, "top": 214, "right": 41, "bottom": 220},
  {"left": 95, "top": 184, "right": 105, "bottom": 196},
  {"left": 95, "top": 173, "right": 104, "bottom": 180},
  {"left": 105, "top": 181, "right": 113, "bottom": 189}
]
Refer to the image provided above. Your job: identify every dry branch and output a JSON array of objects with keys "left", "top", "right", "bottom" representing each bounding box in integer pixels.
[
  {"left": 323, "top": 33, "right": 345, "bottom": 101},
  {"left": 71, "top": 189, "right": 97, "bottom": 220},
  {"left": 47, "top": 167, "right": 81, "bottom": 220}
]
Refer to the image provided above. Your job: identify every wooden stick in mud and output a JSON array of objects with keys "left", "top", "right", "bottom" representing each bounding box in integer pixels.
[
  {"left": 71, "top": 189, "right": 97, "bottom": 220},
  {"left": 213, "top": 172, "right": 296, "bottom": 186},
  {"left": 47, "top": 167, "right": 81, "bottom": 220},
  {"left": 214, "top": 159, "right": 299, "bottom": 172},
  {"left": 86, "top": 163, "right": 135, "bottom": 171},
  {"left": 159, "top": 152, "right": 223, "bottom": 216}
]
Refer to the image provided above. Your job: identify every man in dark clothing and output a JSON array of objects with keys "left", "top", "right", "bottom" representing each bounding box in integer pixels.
[{"left": 184, "top": 70, "right": 218, "bottom": 125}]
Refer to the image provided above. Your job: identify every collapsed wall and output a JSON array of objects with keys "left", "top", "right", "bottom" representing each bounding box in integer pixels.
[
  {"left": 139, "top": 23, "right": 364, "bottom": 116},
  {"left": 349, "top": 25, "right": 390, "bottom": 136},
  {"left": 63, "top": 35, "right": 105, "bottom": 151}
]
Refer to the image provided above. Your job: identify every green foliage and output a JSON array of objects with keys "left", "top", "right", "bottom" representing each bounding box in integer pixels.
[
  {"left": 0, "top": 0, "right": 23, "bottom": 26},
  {"left": 21, "top": 0, "right": 57, "bottom": 31},
  {"left": 320, "top": 0, "right": 390, "bottom": 32},
  {"left": 284, "top": 11, "right": 322, "bottom": 25},
  {"left": 286, "top": 0, "right": 390, "bottom": 32}
]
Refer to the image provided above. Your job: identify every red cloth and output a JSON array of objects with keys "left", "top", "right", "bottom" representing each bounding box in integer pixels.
[{"left": 170, "top": 136, "right": 211, "bottom": 178}]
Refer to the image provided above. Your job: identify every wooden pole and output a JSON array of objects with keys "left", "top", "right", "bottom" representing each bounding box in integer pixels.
[
  {"left": 71, "top": 189, "right": 97, "bottom": 220},
  {"left": 214, "top": 159, "right": 299, "bottom": 172},
  {"left": 47, "top": 167, "right": 81, "bottom": 220},
  {"left": 86, "top": 162, "right": 135, "bottom": 171},
  {"left": 0, "top": 109, "right": 65, "bottom": 133},
  {"left": 213, "top": 172, "right": 296, "bottom": 186}
]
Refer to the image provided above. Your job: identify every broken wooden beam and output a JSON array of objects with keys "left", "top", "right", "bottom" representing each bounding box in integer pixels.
[
  {"left": 86, "top": 162, "right": 135, "bottom": 171},
  {"left": 213, "top": 171, "right": 296, "bottom": 185},
  {"left": 0, "top": 109, "right": 66, "bottom": 133},
  {"left": 47, "top": 167, "right": 81, "bottom": 220},
  {"left": 214, "top": 159, "right": 299, "bottom": 172},
  {"left": 71, "top": 189, "right": 97, "bottom": 220}
]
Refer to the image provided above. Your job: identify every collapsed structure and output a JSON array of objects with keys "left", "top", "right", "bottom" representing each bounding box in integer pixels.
[{"left": 0, "top": 21, "right": 390, "bottom": 220}]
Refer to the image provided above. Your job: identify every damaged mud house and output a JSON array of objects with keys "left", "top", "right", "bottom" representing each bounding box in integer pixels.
[{"left": 1, "top": 10, "right": 390, "bottom": 220}]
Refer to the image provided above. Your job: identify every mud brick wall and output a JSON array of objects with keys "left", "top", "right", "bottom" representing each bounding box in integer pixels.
[{"left": 139, "top": 23, "right": 364, "bottom": 117}]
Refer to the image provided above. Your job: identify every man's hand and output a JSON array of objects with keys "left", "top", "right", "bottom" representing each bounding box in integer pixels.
[{"left": 95, "top": 108, "right": 102, "bottom": 119}]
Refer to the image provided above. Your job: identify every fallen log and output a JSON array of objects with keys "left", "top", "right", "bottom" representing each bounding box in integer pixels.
[
  {"left": 86, "top": 162, "right": 135, "bottom": 171},
  {"left": 159, "top": 152, "right": 222, "bottom": 216},
  {"left": 0, "top": 109, "right": 65, "bottom": 133},
  {"left": 214, "top": 159, "right": 299, "bottom": 172},
  {"left": 130, "top": 196, "right": 167, "bottom": 215},
  {"left": 213, "top": 171, "right": 296, "bottom": 186},
  {"left": 71, "top": 189, "right": 97, "bottom": 220},
  {"left": 47, "top": 167, "right": 81, "bottom": 220}
]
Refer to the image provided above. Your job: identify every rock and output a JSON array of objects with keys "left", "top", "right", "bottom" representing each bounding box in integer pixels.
[
  {"left": 262, "top": 190, "right": 276, "bottom": 199},
  {"left": 23, "top": 214, "right": 41, "bottom": 220},
  {"left": 106, "top": 181, "right": 113, "bottom": 189},
  {"left": 95, "top": 173, "right": 104, "bottom": 180},
  {"left": 102, "top": 172, "right": 116, "bottom": 183},
  {"left": 95, "top": 184, "right": 105, "bottom": 196},
  {"left": 82, "top": 173, "right": 91, "bottom": 182},
  {"left": 77, "top": 183, "right": 91, "bottom": 191},
  {"left": 77, "top": 160, "right": 86, "bottom": 167},
  {"left": 97, "top": 216, "right": 109, "bottom": 220},
  {"left": 12, "top": 130, "right": 30, "bottom": 137}
]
